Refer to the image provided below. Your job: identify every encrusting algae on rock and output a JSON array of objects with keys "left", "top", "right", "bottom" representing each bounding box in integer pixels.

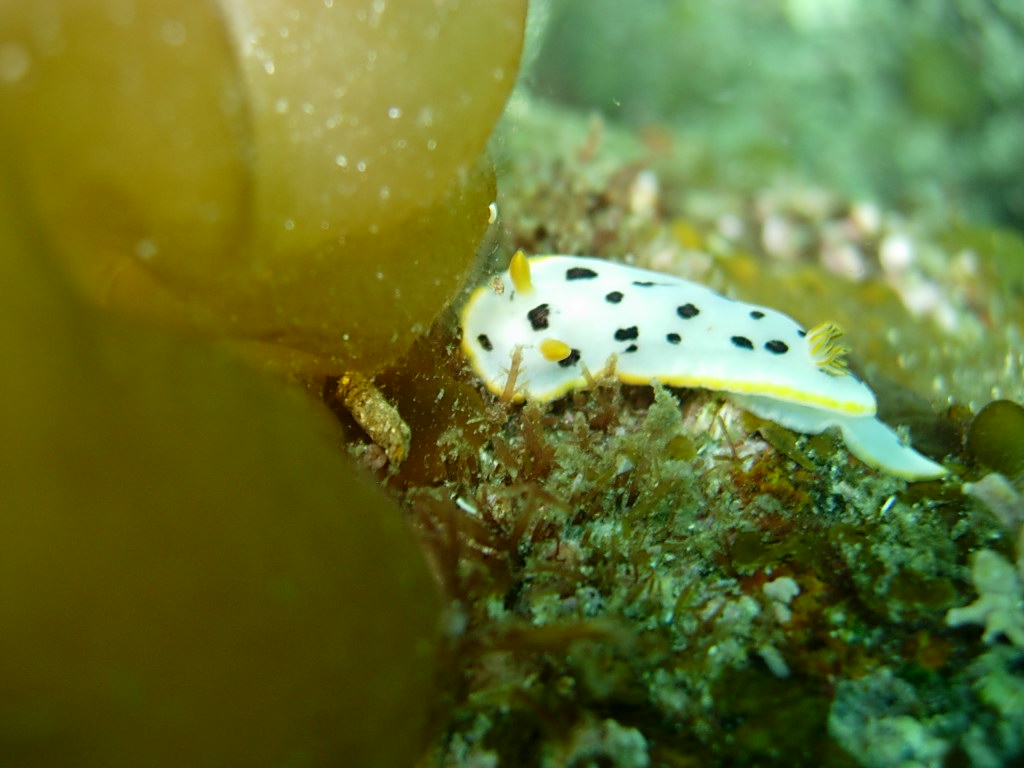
[
  {"left": 391, "top": 7, "right": 1022, "bottom": 765},
  {"left": 364, "top": 93, "right": 1024, "bottom": 766}
]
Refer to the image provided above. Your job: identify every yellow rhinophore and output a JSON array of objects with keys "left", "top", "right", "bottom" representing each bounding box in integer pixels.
[{"left": 509, "top": 250, "right": 533, "bottom": 294}]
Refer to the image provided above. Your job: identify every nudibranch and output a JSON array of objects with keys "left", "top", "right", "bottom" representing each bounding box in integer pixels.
[{"left": 460, "top": 252, "right": 948, "bottom": 481}]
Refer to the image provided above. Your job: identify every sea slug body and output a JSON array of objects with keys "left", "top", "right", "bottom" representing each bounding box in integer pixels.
[{"left": 460, "top": 252, "right": 948, "bottom": 482}]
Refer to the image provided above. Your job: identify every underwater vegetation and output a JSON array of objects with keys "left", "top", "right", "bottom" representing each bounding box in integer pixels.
[
  {"left": 4, "top": 0, "right": 1024, "bottom": 767},
  {"left": 0, "top": 0, "right": 525, "bottom": 766},
  {"left": 2, "top": 0, "right": 524, "bottom": 374},
  {"left": 967, "top": 400, "right": 1024, "bottom": 482},
  {"left": 371, "top": 88, "right": 1024, "bottom": 765}
]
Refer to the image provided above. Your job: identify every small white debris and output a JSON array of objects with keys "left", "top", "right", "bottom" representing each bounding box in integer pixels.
[
  {"left": 763, "top": 576, "right": 801, "bottom": 623},
  {"left": 757, "top": 645, "right": 791, "bottom": 678},
  {"left": 946, "top": 549, "right": 1024, "bottom": 648},
  {"left": 628, "top": 170, "right": 659, "bottom": 219}
]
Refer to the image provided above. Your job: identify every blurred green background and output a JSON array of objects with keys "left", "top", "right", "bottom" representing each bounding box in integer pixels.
[{"left": 527, "top": 0, "right": 1024, "bottom": 230}]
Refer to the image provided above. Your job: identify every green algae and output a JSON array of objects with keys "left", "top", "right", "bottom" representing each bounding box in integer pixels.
[
  {"left": 711, "top": 666, "right": 840, "bottom": 765},
  {"left": 967, "top": 400, "right": 1024, "bottom": 481},
  {"left": 0, "top": 166, "right": 439, "bottom": 768},
  {"left": 1, "top": 0, "right": 527, "bottom": 374},
  {"left": 0, "top": 1, "right": 541, "bottom": 764}
]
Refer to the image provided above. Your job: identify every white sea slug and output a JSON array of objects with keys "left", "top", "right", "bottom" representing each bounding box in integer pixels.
[{"left": 460, "top": 252, "right": 948, "bottom": 481}]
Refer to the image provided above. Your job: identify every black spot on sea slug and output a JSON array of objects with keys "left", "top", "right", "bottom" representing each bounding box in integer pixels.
[
  {"left": 527, "top": 303, "right": 550, "bottom": 331},
  {"left": 666, "top": 333, "right": 681, "bottom": 344},
  {"left": 566, "top": 267, "right": 598, "bottom": 280},
  {"left": 765, "top": 340, "right": 789, "bottom": 354},
  {"left": 605, "top": 291, "right": 624, "bottom": 304},
  {"left": 614, "top": 326, "right": 639, "bottom": 341},
  {"left": 797, "top": 329, "right": 807, "bottom": 338},
  {"left": 624, "top": 344, "right": 638, "bottom": 353},
  {"left": 477, "top": 334, "right": 493, "bottom": 351},
  {"left": 558, "top": 348, "right": 581, "bottom": 367},
  {"left": 632, "top": 280, "right": 656, "bottom": 286},
  {"left": 677, "top": 303, "right": 700, "bottom": 319},
  {"left": 731, "top": 335, "right": 754, "bottom": 350},
  {"left": 750, "top": 310, "right": 765, "bottom": 319}
]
